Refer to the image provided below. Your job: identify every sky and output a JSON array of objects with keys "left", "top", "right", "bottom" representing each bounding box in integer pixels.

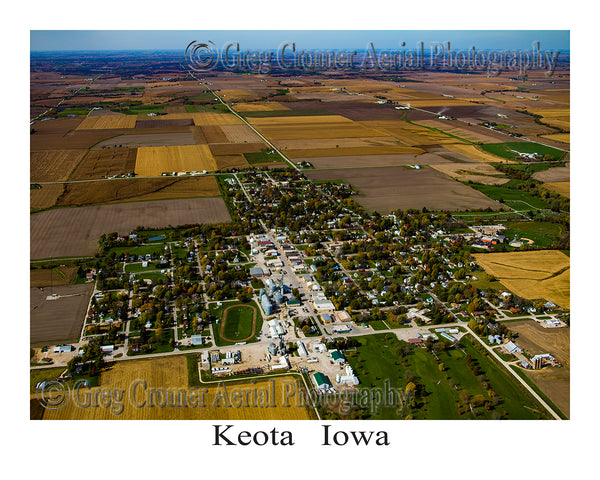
[{"left": 30, "top": 30, "right": 570, "bottom": 52}]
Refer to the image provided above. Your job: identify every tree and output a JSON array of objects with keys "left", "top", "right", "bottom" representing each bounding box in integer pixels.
[
  {"left": 438, "top": 362, "right": 445, "bottom": 372},
  {"left": 405, "top": 382, "right": 417, "bottom": 397}
]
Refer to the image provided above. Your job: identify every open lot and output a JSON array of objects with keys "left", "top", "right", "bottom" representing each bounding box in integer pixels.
[
  {"left": 135, "top": 145, "right": 217, "bottom": 176},
  {"left": 510, "top": 320, "right": 570, "bottom": 418},
  {"left": 305, "top": 166, "right": 502, "bottom": 213},
  {"left": 30, "top": 198, "right": 231, "bottom": 259},
  {"left": 55, "top": 176, "right": 221, "bottom": 207},
  {"left": 30, "top": 284, "right": 93, "bottom": 344},
  {"left": 41, "top": 356, "right": 313, "bottom": 420},
  {"left": 473, "top": 250, "right": 570, "bottom": 308},
  {"left": 31, "top": 150, "right": 88, "bottom": 182}
]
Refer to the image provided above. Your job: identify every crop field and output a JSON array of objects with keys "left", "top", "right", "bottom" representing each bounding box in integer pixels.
[
  {"left": 234, "top": 101, "right": 290, "bottom": 111},
  {"left": 415, "top": 119, "right": 502, "bottom": 143},
  {"left": 257, "top": 124, "right": 387, "bottom": 140},
  {"left": 30, "top": 150, "right": 88, "bottom": 182},
  {"left": 30, "top": 198, "right": 231, "bottom": 259},
  {"left": 135, "top": 145, "right": 217, "bottom": 176},
  {"left": 215, "top": 155, "right": 250, "bottom": 170},
  {"left": 76, "top": 115, "right": 137, "bottom": 130},
  {"left": 274, "top": 136, "right": 403, "bottom": 150},
  {"left": 220, "top": 124, "right": 263, "bottom": 143},
  {"left": 540, "top": 133, "right": 570, "bottom": 144},
  {"left": 360, "top": 120, "right": 466, "bottom": 145},
  {"left": 509, "top": 320, "right": 570, "bottom": 418},
  {"left": 30, "top": 184, "right": 64, "bottom": 209},
  {"left": 69, "top": 148, "right": 137, "bottom": 180},
  {"left": 200, "top": 125, "right": 228, "bottom": 143},
  {"left": 543, "top": 181, "right": 570, "bottom": 198},
  {"left": 135, "top": 118, "right": 194, "bottom": 128},
  {"left": 55, "top": 176, "right": 221, "bottom": 207},
  {"left": 303, "top": 154, "right": 451, "bottom": 169},
  {"left": 30, "top": 284, "right": 93, "bottom": 343},
  {"left": 285, "top": 145, "right": 424, "bottom": 158},
  {"left": 247, "top": 114, "right": 353, "bottom": 126},
  {"left": 532, "top": 165, "right": 570, "bottom": 183},
  {"left": 191, "top": 112, "right": 244, "bottom": 126},
  {"left": 31, "top": 127, "right": 131, "bottom": 150},
  {"left": 93, "top": 132, "right": 196, "bottom": 149},
  {"left": 41, "top": 356, "right": 314, "bottom": 420},
  {"left": 473, "top": 250, "right": 570, "bottom": 308},
  {"left": 305, "top": 166, "right": 502, "bottom": 213},
  {"left": 209, "top": 143, "right": 267, "bottom": 155},
  {"left": 30, "top": 266, "right": 78, "bottom": 288},
  {"left": 430, "top": 163, "right": 509, "bottom": 185},
  {"left": 444, "top": 143, "right": 515, "bottom": 163},
  {"left": 218, "top": 89, "right": 262, "bottom": 101}
]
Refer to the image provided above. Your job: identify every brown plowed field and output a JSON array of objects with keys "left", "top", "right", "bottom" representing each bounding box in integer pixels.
[
  {"left": 69, "top": 148, "right": 137, "bottom": 180},
  {"left": 135, "top": 119, "right": 194, "bottom": 128},
  {"left": 55, "top": 176, "right": 221, "bottom": 207},
  {"left": 30, "top": 284, "right": 93, "bottom": 343},
  {"left": 247, "top": 115, "right": 353, "bottom": 126},
  {"left": 532, "top": 166, "right": 570, "bottom": 183},
  {"left": 200, "top": 125, "right": 228, "bottom": 143},
  {"left": 305, "top": 166, "right": 502, "bottom": 213},
  {"left": 31, "top": 128, "right": 131, "bottom": 150},
  {"left": 30, "top": 198, "right": 231, "bottom": 259},
  {"left": 215, "top": 155, "right": 250, "bottom": 170},
  {"left": 94, "top": 132, "right": 196, "bottom": 149},
  {"left": 209, "top": 143, "right": 266, "bottom": 155},
  {"left": 234, "top": 102, "right": 290, "bottom": 111},
  {"left": 31, "top": 150, "right": 88, "bottom": 182},
  {"left": 30, "top": 184, "right": 64, "bottom": 209}
]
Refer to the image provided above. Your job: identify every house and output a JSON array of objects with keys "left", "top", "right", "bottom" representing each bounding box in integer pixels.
[{"left": 408, "top": 338, "right": 424, "bottom": 345}]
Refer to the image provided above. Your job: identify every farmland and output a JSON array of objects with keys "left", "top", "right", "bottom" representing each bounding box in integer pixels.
[
  {"left": 69, "top": 148, "right": 137, "bottom": 180},
  {"left": 30, "top": 198, "right": 231, "bottom": 259},
  {"left": 40, "top": 356, "right": 314, "bottom": 420},
  {"left": 31, "top": 150, "right": 88, "bottom": 182},
  {"left": 30, "top": 184, "right": 64, "bottom": 210},
  {"left": 30, "top": 284, "right": 93, "bottom": 344},
  {"left": 134, "top": 145, "right": 217, "bottom": 176},
  {"left": 54, "top": 176, "right": 221, "bottom": 207},
  {"left": 30, "top": 266, "right": 78, "bottom": 288},
  {"left": 93, "top": 132, "right": 196, "bottom": 148},
  {"left": 473, "top": 250, "right": 570, "bottom": 308},
  {"left": 76, "top": 115, "right": 137, "bottom": 130}
]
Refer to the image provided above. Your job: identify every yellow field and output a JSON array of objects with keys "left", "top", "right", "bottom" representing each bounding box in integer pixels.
[
  {"left": 219, "top": 89, "right": 261, "bottom": 101},
  {"left": 543, "top": 181, "right": 570, "bottom": 198},
  {"left": 135, "top": 145, "right": 217, "bottom": 176},
  {"left": 540, "top": 118, "right": 570, "bottom": 130},
  {"left": 444, "top": 143, "right": 516, "bottom": 163},
  {"left": 285, "top": 145, "right": 424, "bottom": 158},
  {"left": 233, "top": 102, "right": 290, "bottom": 111},
  {"left": 192, "top": 112, "right": 244, "bottom": 126},
  {"left": 473, "top": 250, "right": 570, "bottom": 309},
  {"left": 220, "top": 124, "right": 263, "bottom": 143},
  {"left": 275, "top": 136, "right": 403, "bottom": 150},
  {"left": 540, "top": 133, "right": 570, "bottom": 144},
  {"left": 430, "top": 163, "right": 509, "bottom": 186},
  {"left": 247, "top": 115, "right": 353, "bottom": 126},
  {"left": 76, "top": 115, "right": 137, "bottom": 130},
  {"left": 41, "top": 356, "right": 314, "bottom": 420}
]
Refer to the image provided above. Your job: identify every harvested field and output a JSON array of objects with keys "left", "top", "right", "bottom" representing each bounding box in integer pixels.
[
  {"left": 360, "top": 120, "right": 466, "bottom": 146},
  {"left": 31, "top": 150, "right": 88, "bottom": 182},
  {"left": 30, "top": 284, "right": 93, "bottom": 344},
  {"left": 93, "top": 132, "right": 196, "bottom": 149},
  {"left": 285, "top": 145, "right": 423, "bottom": 158},
  {"left": 532, "top": 166, "right": 570, "bottom": 183},
  {"left": 543, "top": 181, "right": 570, "bottom": 198},
  {"left": 163, "top": 106, "right": 188, "bottom": 114},
  {"left": 135, "top": 145, "right": 217, "bottom": 176},
  {"left": 31, "top": 128, "right": 131, "bottom": 150},
  {"left": 220, "top": 124, "right": 263, "bottom": 143},
  {"left": 191, "top": 112, "right": 244, "bottom": 126},
  {"left": 209, "top": 143, "right": 267, "bottom": 155},
  {"left": 540, "top": 133, "right": 570, "bottom": 144},
  {"left": 215, "top": 155, "right": 250, "bottom": 170},
  {"left": 257, "top": 124, "right": 387, "bottom": 140},
  {"left": 473, "top": 250, "right": 570, "bottom": 308},
  {"left": 306, "top": 153, "right": 455, "bottom": 169},
  {"left": 415, "top": 119, "right": 502, "bottom": 143},
  {"left": 234, "top": 102, "right": 290, "bottom": 111},
  {"left": 305, "top": 166, "right": 502, "bottom": 213},
  {"left": 218, "top": 89, "right": 262, "bottom": 102},
  {"left": 42, "top": 355, "right": 314, "bottom": 419},
  {"left": 30, "top": 198, "right": 231, "bottom": 259},
  {"left": 191, "top": 127, "right": 207, "bottom": 144},
  {"left": 430, "top": 163, "right": 510, "bottom": 185},
  {"left": 76, "top": 115, "right": 137, "bottom": 130},
  {"left": 135, "top": 118, "right": 194, "bottom": 128},
  {"left": 69, "top": 148, "right": 137, "bottom": 180},
  {"left": 30, "top": 184, "right": 64, "bottom": 209},
  {"left": 30, "top": 266, "right": 78, "bottom": 288},
  {"left": 444, "top": 143, "right": 515, "bottom": 163},
  {"left": 247, "top": 114, "right": 353, "bottom": 126},
  {"left": 509, "top": 320, "right": 570, "bottom": 418},
  {"left": 274, "top": 136, "right": 403, "bottom": 150},
  {"left": 200, "top": 125, "right": 228, "bottom": 143},
  {"left": 55, "top": 176, "right": 221, "bottom": 207}
]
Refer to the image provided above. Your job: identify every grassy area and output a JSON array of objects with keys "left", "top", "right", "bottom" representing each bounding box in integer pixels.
[
  {"left": 222, "top": 305, "right": 256, "bottom": 340},
  {"left": 503, "top": 221, "right": 564, "bottom": 247},
  {"left": 467, "top": 270, "right": 506, "bottom": 291},
  {"left": 210, "top": 300, "right": 263, "bottom": 346},
  {"left": 121, "top": 105, "right": 164, "bottom": 116},
  {"left": 186, "top": 354, "right": 201, "bottom": 387},
  {"left": 244, "top": 149, "right": 286, "bottom": 165},
  {"left": 368, "top": 320, "right": 390, "bottom": 330},
  {"left": 481, "top": 142, "right": 564, "bottom": 161},
  {"left": 56, "top": 107, "right": 91, "bottom": 117},
  {"left": 467, "top": 183, "right": 550, "bottom": 210}
]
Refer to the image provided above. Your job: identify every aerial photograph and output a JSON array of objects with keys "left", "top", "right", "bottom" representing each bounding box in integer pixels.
[{"left": 29, "top": 29, "right": 571, "bottom": 423}]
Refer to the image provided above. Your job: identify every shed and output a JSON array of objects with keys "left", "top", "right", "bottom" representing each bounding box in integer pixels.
[
  {"left": 313, "top": 372, "right": 331, "bottom": 389},
  {"left": 191, "top": 335, "right": 204, "bottom": 346}
]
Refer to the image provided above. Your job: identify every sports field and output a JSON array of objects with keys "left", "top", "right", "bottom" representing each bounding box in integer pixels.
[{"left": 473, "top": 250, "right": 570, "bottom": 308}]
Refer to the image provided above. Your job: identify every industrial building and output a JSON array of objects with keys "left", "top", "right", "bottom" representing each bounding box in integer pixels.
[
  {"left": 336, "top": 365, "right": 359, "bottom": 386},
  {"left": 313, "top": 372, "right": 332, "bottom": 390}
]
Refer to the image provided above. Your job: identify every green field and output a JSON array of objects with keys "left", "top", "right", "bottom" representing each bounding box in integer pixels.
[
  {"left": 467, "top": 183, "right": 550, "bottom": 210},
  {"left": 56, "top": 107, "right": 91, "bottom": 117},
  {"left": 210, "top": 300, "right": 264, "bottom": 346},
  {"left": 121, "top": 105, "right": 164, "bottom": 116},
  {"left": 342, "top": 333, "right": 549, "bottom": 419},
  {"left": 244, "top": 149, "right": 286, "bottom": 165},
  {"left": 503, "top": 220, "right": 564, "bottom": 246},
  {"left": 481, "top": 142, "right": 564, "bottom": 161}
]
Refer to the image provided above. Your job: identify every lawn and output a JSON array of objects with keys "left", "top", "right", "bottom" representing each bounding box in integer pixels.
[
  {"left": 222, "top": 305, "right": 256, "bottom": 341},
  {"left": 243, "top": 149, "right": 286, "bottom": 165},
  {"left": 210, "top": 300, "right": 264, "bottom": 346},
  {"left": 503, "top": 221, "right": 564, "bottom": 247},
  {"left": 481, "top": 142, "right": 564, "bottom": 161}
]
